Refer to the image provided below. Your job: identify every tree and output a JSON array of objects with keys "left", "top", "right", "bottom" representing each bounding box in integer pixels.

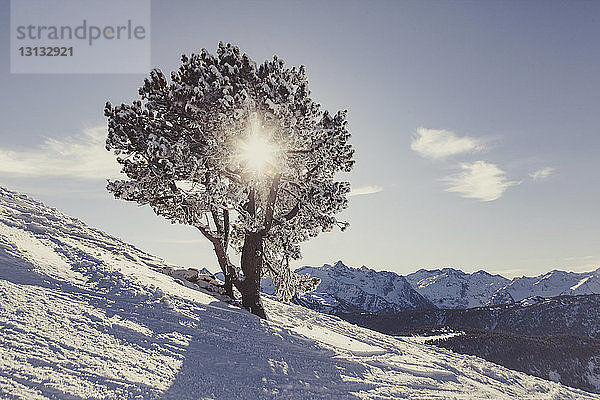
[{"left": 104, "top": 42, "right": 354, "bottom": 318}]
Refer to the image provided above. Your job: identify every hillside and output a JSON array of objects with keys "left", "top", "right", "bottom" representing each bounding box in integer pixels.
[
  {"left": 0, "top": 186, "right": 597, "bottom": 399},
  {"left": 340, "top": 295, "right": 600, "bottom": 339},
  {"left": 427, "top": 330, "right": 600, "bottom": 394}
]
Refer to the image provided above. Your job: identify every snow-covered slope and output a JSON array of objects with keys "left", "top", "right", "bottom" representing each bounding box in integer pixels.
[
  {"left": 406, "top": 268, "right": 510, "bottom": 309},
  {"left": 295, "top": 262, "right": 435, "bottom": 314},
  {"left": 489, "top": 269, "right": 600, "bottom": 305},
  {"left": 1, "top": 186, "right": 597, "bottom": 399}
]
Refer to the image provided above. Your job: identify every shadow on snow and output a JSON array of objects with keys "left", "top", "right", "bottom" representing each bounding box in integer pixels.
[{"left": 0, "top": 231, "right": 373, "bottom": 399}]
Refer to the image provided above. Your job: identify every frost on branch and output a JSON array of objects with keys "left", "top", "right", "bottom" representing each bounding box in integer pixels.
[{"left": 104, "top": 42, "right": 354, "bottom": 308}]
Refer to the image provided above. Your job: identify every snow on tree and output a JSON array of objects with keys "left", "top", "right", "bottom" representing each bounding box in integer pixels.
[{"left": 104, "top": 42, "right": 354, "bottom": 318}]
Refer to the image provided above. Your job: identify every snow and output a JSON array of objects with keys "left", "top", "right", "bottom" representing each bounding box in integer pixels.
[
  {"left": 0, "top": 187, "right": 598, "bottom": 399},
  {"left": 549, "top": 371, "right": 562, "bottom": 383},
  {"left": 571, "top": 276, "right": 591, "bottom": 291}
]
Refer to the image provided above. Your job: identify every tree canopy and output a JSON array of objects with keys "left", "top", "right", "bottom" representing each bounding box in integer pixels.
[{"left": 104, "top": 42, "right": 354, "bottom": 317}]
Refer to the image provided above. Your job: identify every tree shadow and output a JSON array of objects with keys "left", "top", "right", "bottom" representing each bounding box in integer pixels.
[
  {"left": 0, "top": 233, "right": 374, "bottom": 399},
  {"left": 158, "top": 303, "right": 373, "bottom": 400}
]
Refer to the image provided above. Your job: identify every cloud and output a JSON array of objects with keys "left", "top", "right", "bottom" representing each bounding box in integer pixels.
[
  {"left": 0, "top": 127, "right": 120, "bottom": 180},
  {"left": 349, "top": 185, "right": 383, "bottom": 197},
  {"left": 563, "top": 255, "right": 595, "bottom": 261},
  {"left": 488, "top": 268, "right": 525, "bottom": 278},
  {"left": 443, "top": 161, "right": 520, "bottom": 201},
  {"left": 529, "top": 167, "right": 555, "bottom": 181},
  {"left": 411, "top": 127, "right": 484, "bottom": 160},
  {"left": 565, "top": 263, "right": 600, "bottom": 273}
]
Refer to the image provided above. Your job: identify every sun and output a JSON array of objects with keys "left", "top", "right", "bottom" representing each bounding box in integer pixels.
[
  {"left": 239, "top": 118, "right": 276, "bottom": 174},
  {"left": 241, "top": 134, "right": 274, "bottom": 172}
]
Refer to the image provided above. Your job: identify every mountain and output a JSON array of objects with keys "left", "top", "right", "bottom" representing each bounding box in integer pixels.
[
  {"left": 292, "top": 264, "right": 600, "bottom": 315},
  {"left": 294, "top": 262, "right": 435, "bottom": 314},
  {"left": 406, "top": 268, "right": 510, "bottom": 308},
  {"left": 489, "top": 269, "right": 600, "bottom": 305},
  {"left": 313, "top": 266, "right": 600, "bottom": 394},
  {"left": 3, "top": 186, "right": 594, "bottom": 399}
]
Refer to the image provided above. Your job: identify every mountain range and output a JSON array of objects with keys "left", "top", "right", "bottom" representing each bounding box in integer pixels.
[{"left": 290, "top": 262, "right": 600, "bottom": 315}]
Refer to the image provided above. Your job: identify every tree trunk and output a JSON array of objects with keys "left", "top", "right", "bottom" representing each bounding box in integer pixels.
[
  {"left": 223, "top": 273, "right": 234, "bottom": 298},
  {"left": 240, "top": 231, "right": 266, "bottom": 319},
  {"left": 213, "top": 241, "right": 236, "bottom": 299}
]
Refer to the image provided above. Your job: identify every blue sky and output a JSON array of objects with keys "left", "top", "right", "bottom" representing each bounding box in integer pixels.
[{"left": 1, "top": 0, "right": 599, "bottom": 277}]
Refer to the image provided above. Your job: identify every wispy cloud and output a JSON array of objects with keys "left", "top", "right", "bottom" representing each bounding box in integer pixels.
[
  {"left": 563, "top": 255, "right": 595, "bottom": 262},
  {"left": 349, "top": 185, "right": 383, "bottom": 197},
  {"left": 411, "top": 127, "right": 484, "bottom": 160},
  {"left": 0, "top": 127, "right": 120, "bottom": 180},
  {"left": 443, "top": 161, "right": 521, "bottom": 201},
  {"left": 488, "top": 268, "right": 525, "bottom": 278},
  {"left": 565, "top": 264, "right": 600, "bottom": 273},
  {"left": 529, "top": 167, "right": 555, "bottom": 181}
]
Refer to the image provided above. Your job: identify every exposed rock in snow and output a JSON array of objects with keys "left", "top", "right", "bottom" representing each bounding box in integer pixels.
[{"left": 160, "top": 266, "right": 227, "bottom": 295}]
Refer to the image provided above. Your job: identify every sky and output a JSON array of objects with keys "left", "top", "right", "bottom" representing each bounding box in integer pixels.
[{"left": 1, "top": 0, "right": 599, "bottom": 278}]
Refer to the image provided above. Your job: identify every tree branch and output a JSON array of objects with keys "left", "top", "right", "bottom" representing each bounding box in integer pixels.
[
  {"left": 220, "top": 168, "right": 244, "bottom": 184},
  {"left": 196, "top": 223, "right": 219, "bottom": 243},
  {"left": 223, "top": 209, "right": 230, "bottom": 249},
  {"left": 263, "top": 173, "right": 281, "bottom": 234},
  {"left": 274, "top": 202, "right": 299, "bottom": 226},
  {"left": 246, "top": 187, "right": 256, "bottom": 217},
  {"left": 211, "top": 207, "right": 223, "bottom": 237}
]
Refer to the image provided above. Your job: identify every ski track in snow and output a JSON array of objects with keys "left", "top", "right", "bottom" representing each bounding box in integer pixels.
[{"left": 0, "top": 187, "right": 598, "bottom": 400}]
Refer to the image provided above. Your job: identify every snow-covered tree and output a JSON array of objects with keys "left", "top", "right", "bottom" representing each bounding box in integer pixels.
[{"left": 104, "top": 42, "right": 354, "bottom": 318}]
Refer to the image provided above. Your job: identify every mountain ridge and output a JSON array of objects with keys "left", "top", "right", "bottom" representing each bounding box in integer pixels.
[{"left": 290, "top": 262, "right": 600, "bottom": 315}]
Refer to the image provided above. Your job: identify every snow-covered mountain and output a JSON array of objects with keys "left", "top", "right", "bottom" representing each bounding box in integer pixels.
[
  {"left": 263, "top": 263, "right": 600, "bottom": 317},
  {"left": 294, "top": 262, "right": 435, "bottom": 314},
  {"left": 406, "top": 268, "right": 510, "bottom": 309},
  {"left": 489, "top": 269, "right": 600, "bottom": 305},
  {"left": 3, "top": 186, "right": 594, "bottom": 399},
  {"left": 295, "top": 264, "right": 600, "bottom": 313},
  {"left": 404, "top": 267, "right": 600, "bottom": 309}
]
